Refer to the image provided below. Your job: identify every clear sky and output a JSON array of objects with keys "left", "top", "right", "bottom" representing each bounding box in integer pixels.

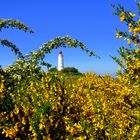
[{"left": 0, "top": 0, "right": 137, "bottom": 76}]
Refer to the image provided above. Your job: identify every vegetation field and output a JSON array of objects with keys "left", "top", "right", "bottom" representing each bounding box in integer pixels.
[{"left": 0, "top": 2, "right": 140, "bottom": 140}]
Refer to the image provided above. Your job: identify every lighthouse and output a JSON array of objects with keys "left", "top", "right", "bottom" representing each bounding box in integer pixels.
[{"left": 58, "top": 51, "right": 64, "bottom": 71}]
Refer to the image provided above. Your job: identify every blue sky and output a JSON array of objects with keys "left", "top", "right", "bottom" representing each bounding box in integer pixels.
[{"left": 0, "top": 0, "right": 137, "bottom": 76}]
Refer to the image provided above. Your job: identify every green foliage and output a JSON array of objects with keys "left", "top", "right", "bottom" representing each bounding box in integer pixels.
[
  {"left": 135, "top": 1, "right": 140, "bottom": 15},
  {"left": 111, "top": 46, "right": 135, "bottom": 72},
  {"left": 112, "top": 3, "right": 140, "bottom": 83},
  {"left": 0, "top": 19, "right": 34, "bottom": 33},
  {"left": 0, "top": 19, "right": 98, "bottom": 118},
  {"left": 27, "top": 35, "right": 99, "bottom": 67},
  {"left": 48, "top": 67, "right": 57, "bottom": 73},
  {"left": 61, "top": 67, "right": 82, "bottom": 75},
  {"left": 0, "top": 19, "right": 34, "bottom": 60},
  {"left": 3, "top": 35, "right": 98, "bottom": 82},
  {"left": 41, "top": 61, "right": 52, "bottom": 70},
  {"left": 2, "top": 3, "right": 140, "bottom": 139},
  {"left": 0, "top": 39, "right": 23, "bottom": 58},
  {"left": 0, "top": 17, "right": 98, "bottom": 123},
  {"left": 111, "top": 3, "right": 140, "bottom": 46}
]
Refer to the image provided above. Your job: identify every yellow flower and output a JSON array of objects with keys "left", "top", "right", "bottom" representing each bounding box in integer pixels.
[
  {"left": 129, "top": 27, "right": 133, "bottom": 32},
  {"left": 0, "top": 79, "right": 4, "bottom": 95},
  {"left": 22, "top": 117, "right": 26, "bottom": 125},
  {"left": 15, "top": 138, "right": 21, "bottom": 140},
  {"left": 135, "top": 48, "right": 139, "bottom": 53},
  {"left": 120, "top": 11, "right": 125, "bottom": 22},
  {"left": 134, "top": 41, "right": 138, "bottom": 46},
  {"left": 14, "top": 123, "right": 19, "bottom": 132},
  {"left": 14, "top": 106, "right": 19, "bottom": 115},
  {"left": 39, "top": 123, "right": 44, "bottom": 130},
  {"left": 134, "top": 27, "right": 140, "bottom": 34},
  {"left": 116, "top": 33, "right": 122, "bottom": 38},
  {"left": 76, "top": 136, "right": 87, "bottom": 140},
  {"left": 66, "top": 125, "right": 70, "bottom": 132},
  {"left": 29, "top": 125, "right": 33, "bottom": 131},
  {"left": 137, "top": 19, "right": 140, "bottom": 26},
  {"left": 128, "top": 23, "right": 132, "bottom": 27},
  {"left": 129, "top": 12, "right": 136, "bottom": 18},
  {"left": 132, "top": 32, "right": 137, "bottom": 37},
  {"left": 127, "top": 40, "right": 131, "bottom": 45}
]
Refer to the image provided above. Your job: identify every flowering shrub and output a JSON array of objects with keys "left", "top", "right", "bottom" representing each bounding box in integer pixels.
[
  {"left": 112, "top": 2, "right": 140, "bottom": 84},
  {"left": 0, "top": 73, "right": 140, "bottom": 139}
]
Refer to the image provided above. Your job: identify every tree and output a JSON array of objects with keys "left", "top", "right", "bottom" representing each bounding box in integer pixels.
[
  {"left": 48, "top": 67, "right": 57, "bottom": 73},
  {"left": 41, "top": 61, "right": 52, "bottom": 71},
  {"left": 61, "top": 67, "right": 82, "bottom": 75}
]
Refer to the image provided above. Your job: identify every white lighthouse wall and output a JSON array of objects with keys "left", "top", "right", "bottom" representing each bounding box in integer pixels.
[{"left": 58, "top": 53, "right": 64, "bottom": 71}]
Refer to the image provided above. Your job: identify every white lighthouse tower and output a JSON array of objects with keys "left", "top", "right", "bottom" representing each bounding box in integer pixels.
[{"left": 58, "top": 51, "right": 64, "bottom": 71}]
